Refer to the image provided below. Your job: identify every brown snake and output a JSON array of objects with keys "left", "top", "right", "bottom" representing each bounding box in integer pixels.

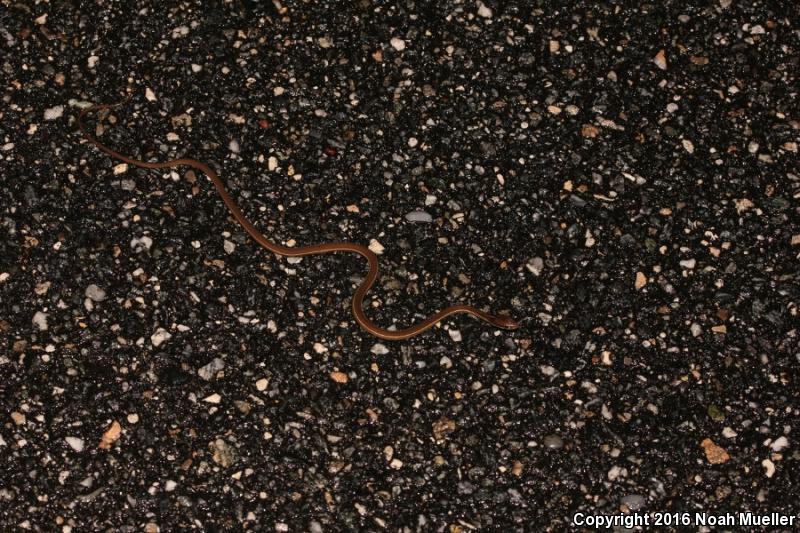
[{"left": 77, "top": 100, "right": 519, "bottom": 340}]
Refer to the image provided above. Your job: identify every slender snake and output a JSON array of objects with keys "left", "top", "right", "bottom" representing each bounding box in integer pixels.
[{"left": 77, "top": 100, "right": 519, "bottom": 340}]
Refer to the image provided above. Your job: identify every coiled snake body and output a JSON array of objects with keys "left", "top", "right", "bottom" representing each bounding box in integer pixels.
[{"left": 78, "top": 100, "right": 519, "bottom": 340}]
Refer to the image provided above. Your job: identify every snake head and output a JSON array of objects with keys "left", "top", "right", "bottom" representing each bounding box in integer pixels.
[{"left": 493, "top": 315, "right": 520, "bottom": 330}]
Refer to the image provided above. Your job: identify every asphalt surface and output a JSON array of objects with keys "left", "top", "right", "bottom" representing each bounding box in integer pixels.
[{"left": 1, "top": 1, "right": 799, "bottom": 531}]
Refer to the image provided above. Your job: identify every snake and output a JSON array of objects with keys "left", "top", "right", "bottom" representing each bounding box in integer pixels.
[{"left": 77, "top": 99, "right": 519, "bottom": 340}]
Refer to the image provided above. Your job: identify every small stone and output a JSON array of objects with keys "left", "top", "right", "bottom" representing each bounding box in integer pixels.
[
  {"left": 210, "top": 438, "right": 236, "bottom": 467},
  {"left": 476, "top": 1, "right": 492, "bottom": 18},
  {"left": 191, "top": 63, "right": 203, "bottom": 73},
  {"left": 770, "top": 436, "right": 789, "bottom": 452},
  {"left": 87, "top": 55, "right": 99, "bottom": 68},
  {"left": 635, "top": 272, "right": 647, "bottom": 290},
  {"left": 680, "top": 258, "right": 696, "bottom": 269},
  {"left": 44, "top": 105, "right": 64, "bottom": 120},
  {"left": 330, "top": 371, "right": 348, "bottom": 383},
  {"left": 700, "top": 438, "right": 730, "bottom": 464},
  {"left": 99, "top": 421, "right": 122, "bottom": 450},
  {"left": 682, "top": 139, "right": 695, "bottom": 153},
  {"left": 581, "top": 124, "right": 599, "bottom": 138},
  {"left": 407, "top": 137, "right": 418, "bottom": 147},
  {"left": 439, "top": 356, "right": 452, "bottom": 369},
  {"left": 792, "top": 234, "right": 800, "bottom": 246},
  {"left": 203, "top": 393, "right": 221, "bottom": 404},
  {"left": 198, "top": 358, "right": 225, "bottom": 380},
  {"left": 722, "top": 427, "right": 737, "bottom": 438},
  {"left": 164, "top": 480, "right": 177, "bottom": 492},
  {"left": 734, "top": 198, "right": 754, "bottom": 213},
  {"left": 526, "top": 257, "right": 544, "bottom": 276},
  {"left": 151, "top": 327, "right": 171, "bottom": 347},
  {"left": 547, "top": 105, "right": 562, "bottom": 115},
  {"left": 65, "top": 437, "right": 85, "bottom": 452},
  {"left": 432, "top": 417, "right": 456, "bottom": 440},
  {"left": 621, "top": 495, "right": 646, "bottom": 511},
  {"left": 229, "top": 139, "right": 240, "bottom": 154},
  {"left": 268, "top": 156, "right": 278, "bottom": 171},
  {"left": 389, "top": 458, "right": 403, "bottom": 469},
  {"left": 145, "top": 88, "right": 157, "bottom": 101},
  {"left": 368, "top": 239, "right": 384, "bottom": 254},
  {"left": 10, "top": 412, "right": 26, "bottom": 425},
  {"left": 318, "top": 36, "right": 333, "bottom": 48},
  {"left": 113, "top": 163, "right": 128, "bottom": 175},
  {"left": 448, "top": 329, "right": 462, "bottom": 342},
  {"left": 543, "top": 434, "right": 564, "bottom": 449},
  {"left": 690, "top": 323, "right": 702, "bottom": 337},
  {"left": 32, "top": 311, "right": 49, "bottom": 331},
  {"left": 85, "top": 284, "right": 107, "bottom": 302},
  {"left": 255, "top": 378, "right": 269, "bottom": 391},
  {"left": 653, "top": 49, "right": 667, "bottom": 70},
  {"left": 370, "top": 343, "right": 389, "bottom": 355},
  {"left": 405, "top": 210, "right": 432, "bottom": 223},
  {"left": 127, "top": 413, "right": 139, "bottom": 424},
  {"left": 762, "top": 458, "right": 775, "bottom": 478},
  {"left": 223, "top": 240, "right": 235, "bottom": 254},
  {"left": 390, "top": 37, "right": 406, "bottom": 51}
]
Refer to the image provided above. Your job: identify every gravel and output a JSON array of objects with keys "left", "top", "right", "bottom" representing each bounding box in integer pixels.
[{"left": 1, "top": 1, "right": 798, "bottom": 530}]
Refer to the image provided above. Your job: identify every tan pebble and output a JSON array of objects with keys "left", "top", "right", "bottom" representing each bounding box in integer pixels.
[
  {"left": 99, "top": 420, "right": 122, "bottom": 450},
  {"left": 700, "top": 438, "right": 730, "bottom": 464},
  {"left": 654, "top": 49, "right": 667, "bottom": 70},
  {"left": 581, "top": 124, "right": 599, "bottom": 138},
  {"left": 368, "top": 239, "right": 384, "bottom": 254},
  {"left": 330, "top": 371, "right": 348, "bottom": 383},
  {"left": 635, "top": 272, "right": 647, "bottom": 290}
]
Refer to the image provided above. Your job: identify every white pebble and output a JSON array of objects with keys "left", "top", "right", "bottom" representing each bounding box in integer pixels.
[
  {"left": 145, "top": 88, "right": 157, "bottom": 101},
  {"left": 770, "top": 436, "right": 789, "bottom": 452},
  {"left": 164, "top": 480, "right": 177, "bottom": 492},
  {"left": 203, "top": 393, "right": 221, "bottom": 404},
  {"left": 224, "top": 240, "right": 235, "bottom": 254},
  {"left": 32, "top": 311, "right": 49, "bottom": 331},
  {"left": 390, "top": 37, "right": 406, "bottom": 51},
  {"left": 229, "top": 139, "right": 240, "bottom": 154},
  {"left": 85, "top": 284, "right": 107, "bottom": 302},
  {"left": 476, "top": 1, "right": 493, "bottom": 18},
  {"left": 150, "top": 327, "right": 171, "bottom": 347},
  {"left": 87, "top": 55, "right": 99, "bottom": 68},
  {"left": 65, "top": 437, "right": 84, "bottom": 452},
  {"left": 682, "top": 139, "right": 695, "bottom": 153},
  {"left": 44, "top": 105, "right": 64, "bottom": 120},
  {"left": 370, "top": 343, "right": 389, "bottom": 355},
  {"left": 448, "top": 329, "right": 462, "bottom": 342},
  {"left": 256, "top": 378, "right": 269, "bottom": 391},
  {"left": 407, "top": 137, "right": 418, "bottom": 147},
  {"left": 680, "top": 258, "right": 696, "bottom": 269},
  {"left": 762, "top": 458, "right": 775, "bottom": 478}
]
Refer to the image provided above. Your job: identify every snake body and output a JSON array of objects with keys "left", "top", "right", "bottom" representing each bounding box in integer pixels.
[{"left": 77, "top": 101, "right": 519, "bottom": 340}]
